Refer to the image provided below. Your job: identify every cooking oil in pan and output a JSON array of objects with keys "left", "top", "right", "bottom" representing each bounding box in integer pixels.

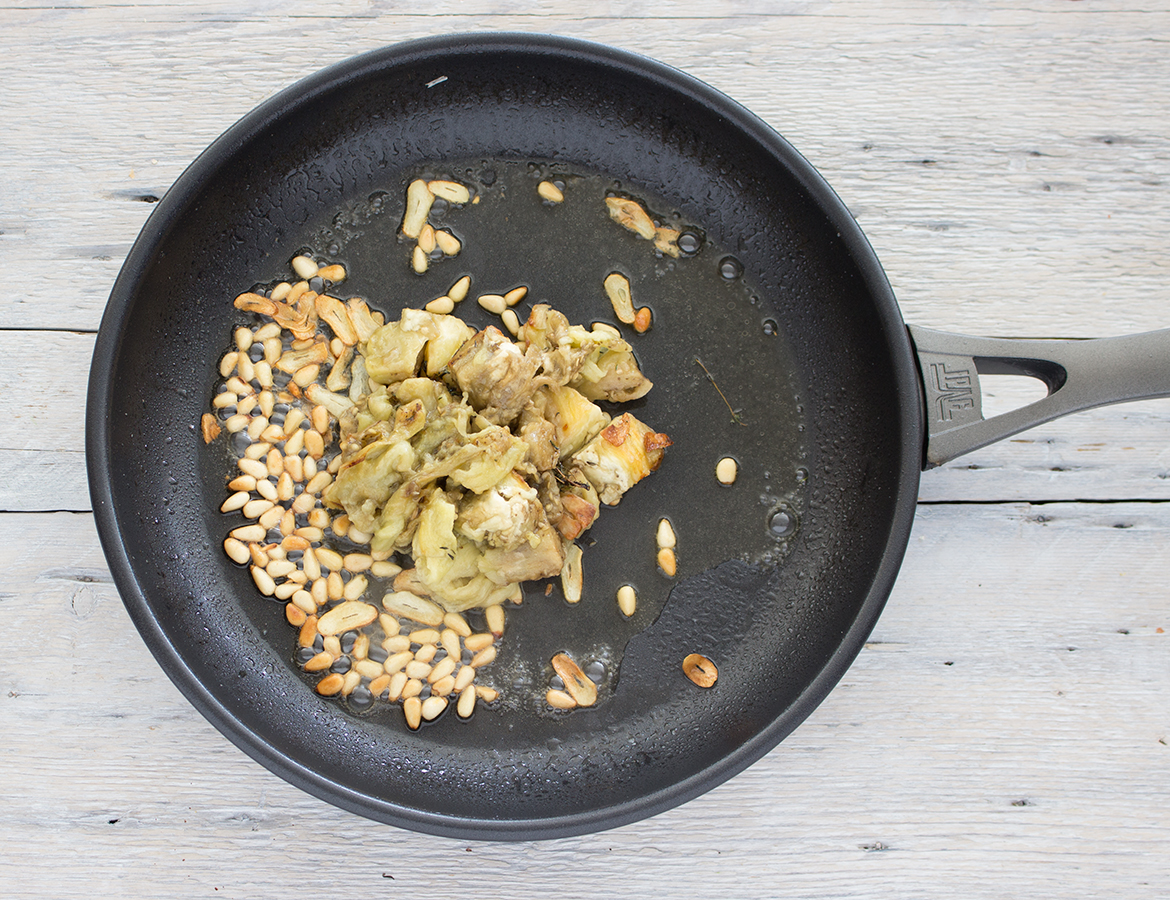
[{"left": 218, "top": 159, "right": 808, "bottom": 724}]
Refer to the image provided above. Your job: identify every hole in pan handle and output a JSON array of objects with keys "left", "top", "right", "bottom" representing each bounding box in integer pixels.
[{"left": 908, "top": 324, "right": 1170, "bottom": 469}]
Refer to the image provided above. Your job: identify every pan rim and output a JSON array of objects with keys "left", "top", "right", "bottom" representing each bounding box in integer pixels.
[{"left": 85, "top": 31, "right": 924, "bottom": 840}]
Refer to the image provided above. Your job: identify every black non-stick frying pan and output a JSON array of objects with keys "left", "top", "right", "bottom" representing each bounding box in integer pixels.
[{"left": 86, "top": 33, "right": 1170, "bottom": 840}]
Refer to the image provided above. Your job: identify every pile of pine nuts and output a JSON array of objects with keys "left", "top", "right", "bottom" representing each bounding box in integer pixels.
[{"left": 207, "top": 254, "right": 505, "bottom": 728}]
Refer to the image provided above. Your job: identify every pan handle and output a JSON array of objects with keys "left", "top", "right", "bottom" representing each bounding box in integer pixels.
[{"left": 907, "top": 325, "right": 1170, "bottom": 469}]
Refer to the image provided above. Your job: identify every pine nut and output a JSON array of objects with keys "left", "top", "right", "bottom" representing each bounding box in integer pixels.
[
  {"left": 485, "top": 604, "right": 505, "bottom": 637},
  {"left": 504, "top": 286, "right": 528, "bottom": 307},
  {"left": 384, "top": 651, "right": 413, "bottom": 674},
  {"left": 412, "top": 245, "right": 428, "bottom": 274},
  {"left": 443, "top": 612, "right": 471, "bottom": 637},
  {"left": 354, "top": 659, "right": 383, "bottom": 679},
  {"left": 716, "top": 457, "right": 738, "bottom": 485},
  {"left": 305, "top": 471, "right": 332, "bottom": 495},
  {"left": 383, "top": 634, "right": 411, "bottom": 654},
  {"left": 464, "top": 633, "right": 494, "bottom": 652},
  {"left": 341, "top": 669, "right": 361, "bottom": 696},
  {"left": 323, "top": 635, "right": 342, "bottom": 658},
  {"left": 230, "top": 524, "right": 267, "bottom": 542},
  {"left": 453, "top": 665, "right": 476, "bottom": 693},
  {"left": 440, "top": 629, "right": 461, "bottom": 660},
  {"left": 250, "top": 565, "right": 276, "bottom": 596},
  {"left": 656, "top": 517, "right": 676, "bottom": 549},
  {"left": 284, "top": 452, "right": 305, "bottom": 482},
  {"left": 255, "top": 478, "right": 278, "bottom": 501},
  {"left": 344, "top": 553, "right": 372, "bottom": 573},
  {"left": 447, "top": 275, "right": 471, "bottom": 302},
  {"left": 425, "top": 295, "right": 455, "bottom": 314},
  {"left": 290, "top": 590, "right": 315, "bottom": 614},
  {"left": 304, "top": 429, "right": 325, "bottom": 459},
  {"left": 258, "top": 505, "right": 283, "bottom": 531},
  {"left": 219, "top": 351, "right": 239, "bottom": 378},
  {"left": 327, "top": 571, "right": 344, "bottom": 600},
  {"left": 342, "top": 574, "right": 368, "bottom": 601},
  {"left": 273, "top": 581, "right": 298, "bottom": 600},
  {"left": 212, "top": 391, "right": 237, "bottom": 409},
  {"left": 315, "top": 546, "right": 343, "bottom": 571},
  {"left": 418, "top": 223, "right": 437, "bottom": 254},
  {"left": 434, "top": 229, "right": 461, "bottom": 256},
  {"left": 242, "top": 498, "right": 274, "bottom": 519},
  {"left": 311, "top": 578, "right": 328, "bottom": 607},
  {"left": 220, "top": 491, "right": 249, "bottom": 513},
  {"left": 401, "top": 678, "right": 424, "bottom": 700},
  {"left": 477, "top": 293, "right": 506, "bottom": 314},
  {"left": 223, "top": 537, "right": 250, "bottom": 564},
  {"left": 409, "top": 627, "right": 441, "bottom": 644},
  {"left": 421, "top": 695, "right": 448, "bottom": 721},
  {"left": 501, "top": 308, "right": 520, "bottom": 335},
  {"left": 266, "top": 559, "right": 296, "bottom": 579},
  {"left": 470, "top": 646, "right": 497, "bottom": 668},
  {"left": 538, "top": 180, "right": 564, "bottom": 203},
  {"left": 428, "top": 656, "right": 457, "bottom": 684},
  {"left": 431, "top": 675, "right": 456, "bottom": 697},
  {"left": 617, "top": 584, "right": 637, "bottom": 617},
  {"left": 457, "top": 685, "right": 477, "bottom": 718},
  {"left": 371, "top": 560, "right": 401, "bottom": 578},
  {"left": 224, "top": 413, "right": 249, "bottom": 434},
  {"left": 246, "top": 416, "right": 268, "bottom": 441},
  {"left": 414, "top": 644, "right": 437, "bottom": 664},
  {"left": 475, "top": 686, "right": 499, "bottom": 703},
  {"left": 387, "top": 672, "right": 408, "bottom": 702},
  {"left": 403, "top": 696, "right": 422, "bottom": 729},
  {"left": 291, "top": 255, "right": 319, "bottom": 279}
]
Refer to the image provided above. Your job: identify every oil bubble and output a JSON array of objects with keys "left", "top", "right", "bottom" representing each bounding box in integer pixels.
[
  {"left": 768, "top": 507, "right": 798, "bottom": 538},
  {"left": 678, "top": 231, "right": 701, "bottom": 255},
  {"left": 719, "top": 256, "right": 743, "bottom": 280},
  {"left": 762, "top": 318, "right": 778, "bottom": 336},
  {"left": 583, "top": 660, "right": 607, "bottom": 684}
]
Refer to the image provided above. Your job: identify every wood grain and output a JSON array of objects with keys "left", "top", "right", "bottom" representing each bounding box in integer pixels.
[
  {"left": 4, "top": 3, "right": 1170, "bottom": 897},
  {"left": 0, "top": 505, "right": 1166, "bottom": 898}
]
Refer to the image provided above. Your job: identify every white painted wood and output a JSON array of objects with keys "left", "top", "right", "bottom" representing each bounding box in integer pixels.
[
  {"left": 4, "top": 3, "right": 1170, "bottom": 897},
  {"left": 0, "top": 505, "right": 1166, "bottom": 897}
]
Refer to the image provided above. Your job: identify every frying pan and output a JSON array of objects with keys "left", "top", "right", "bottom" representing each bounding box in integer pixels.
[{"left": 85, "top": 33, "right": 1170, "bottom": 840}]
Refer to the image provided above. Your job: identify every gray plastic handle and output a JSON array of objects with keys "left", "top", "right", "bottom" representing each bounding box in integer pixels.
[{"left": 908, "top": 325, "right": 1170, "bottom": 469}]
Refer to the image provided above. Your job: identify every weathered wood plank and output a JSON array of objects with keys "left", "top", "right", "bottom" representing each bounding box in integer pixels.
[
  {"left": 2, "top": 4, "right": 1168, "bottom": 334},
  {"left": 0, "top": 504, "right": 1166, "bottom": 897}
]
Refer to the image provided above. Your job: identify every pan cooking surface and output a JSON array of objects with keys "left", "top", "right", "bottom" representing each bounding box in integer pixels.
[{"left": 89, "top": 34, "right": 921, "bottom": 837}]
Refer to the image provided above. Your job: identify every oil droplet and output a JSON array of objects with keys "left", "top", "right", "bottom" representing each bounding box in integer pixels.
[
  {"left": 678, "top": 231, "right": 701, "bottom": 255},
  {"left": 762, "top": 318, "right": 778, "bottom": 336},
  {"left": 719, "top": 256, "right": 743, "bottom": 280},
  {"left": 795, "top": 466, "right": 809, "bottom": 483},
  {"left": 768, "top": 507, "right": 798, "bottom": 538},
  {"left": 583, "top": 660, "right": 607, "bottom": 684}
]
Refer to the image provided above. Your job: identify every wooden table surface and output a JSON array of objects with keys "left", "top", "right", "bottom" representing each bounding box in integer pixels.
[{"left": 3, "top": 2, "right": 1168, "bottom": 897}]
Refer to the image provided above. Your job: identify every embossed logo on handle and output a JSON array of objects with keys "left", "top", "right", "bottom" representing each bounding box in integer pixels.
[{"left": 929, "top": 362, "right": 976, "bottom": 422}]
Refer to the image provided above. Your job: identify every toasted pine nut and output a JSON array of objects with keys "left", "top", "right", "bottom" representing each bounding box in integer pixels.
[
  {"left": 291, "top": 255, "right": 319, "bottom": 279},
  {"left": 230, "top": 524, "right": 267, "bottom": 542},
  {"left": 457, "top": 685, "right": 477, "bottom": 718},
  {"left": 220, "top": 491, "right": 249, "bottom": 513},
  {"left": 323, "top": 635, "right": 342, "bottom": 659},
  {"left": 315, "top": 546, "right": 343, "bottom": 571},
  {"left": 538, "top": 180, "right": 564, "bottom": 203},
  {"left": 354, "top": 659, "right": 384, "bottom": 679},
  {"left": 342, "top": 575, "right": 368, "bottom": 601},
  {"left": 304, "top": 429, "right": 325, "bottom": 460},
  {"left": 290, "top": 590, "right": 315, "bottom": 614},
  {"left": 421, "top": 695, "right": 448, "bottom": 721},
  {"left": 304, "top": 651, "right": 333, "bottom": 672},
  {"left": 285, "top": 603, "right": 307, "bottom": 626},
  {"left": 368, "top": 674, "right": 391, "bottom": 697},
  {"left": 403, "top": 696, "right": 422, "bottom": 729},
  {"left": 299, "top": 615, "right": 318, "bottom": 648},
  {"left": 266, "top": 559, "right": 296, "bottom": 579},
  {"left": 485, "top": 605, "right": 505, "bottom": 638},
  {"left": 428, "top": 656, "right": 457, "bottom": 684},
  {"left": 250, "top": 565, "right": 276, "bottom": 596},
  {"left": 504, "top": 285, "right": 528, "bottom": 307},
  {"left": 242, "top": 498, "right": 274, "bottom": 519},
  {"left": 633, "top": 306, "right": 652, "bottom": 333},
  {"left": 453, "top": 664, "right": 476, "bottom": 693},
  {"left": 386, "top": 671, "right": 408, "bottom": 702},
  {"left": 228, "top": 474, "right": 256, "bottom": 492},
  {"left": 318, "top": 264, "right": 346, "bottom": 282},
  {"left": 464, "top": 633, "right": 494, "bottom": 653},
  {"left": 434, "top": 229, "right": 461, "bottom": 256},
  {"left": 316, "top": 673, "right": 344, "bottom": 696},
  {"left": 401, "top": 678, "right": 424, "bottom": 700},
  {"left": 223, "top": 537, "right": 250, "bottom": 564},
  {"left": 249, "top": 543, "right": 269, "bottom": 568},
  {"left": 311, "top": 404, "right": 329, "bottom": 433},
  {"left": 657, "top": 547, "right": 677, "bottom": 577},
  {"left": 255, "top": 478, "right": 278, "bottom": 502},
  {"left": 257, "top": 505, "right": 282, "bottom": 531},
  {"left": 477, "top": 293, "right": 506, "bottom": 314},
  {"left": 475, "top": 685, "right": 499, "bottom": 703},
  {"left": 418, "top": 223, "right": 437, "bottom": 254},
  {"left": 311, "top": 577, "right": 328, "bottom": 607},
  {"left": 307, "top": 508, "right": 330, "bottom": 530},
  {"left": 305, "top": 471, "right": 332, "bottom": 495},
  {"left": 448, "top": 275, "right": 471, "bottom": 302},
  {"left": 716, "top": 457, "right": 738, "bottom": 485},
  {"left": 617, "top": 584, "right": 637, "bottom": 617}
]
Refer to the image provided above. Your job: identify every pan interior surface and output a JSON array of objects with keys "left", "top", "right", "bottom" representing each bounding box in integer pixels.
[{"left": 88, "top": 34, "right": 921, "bottom": 838}]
